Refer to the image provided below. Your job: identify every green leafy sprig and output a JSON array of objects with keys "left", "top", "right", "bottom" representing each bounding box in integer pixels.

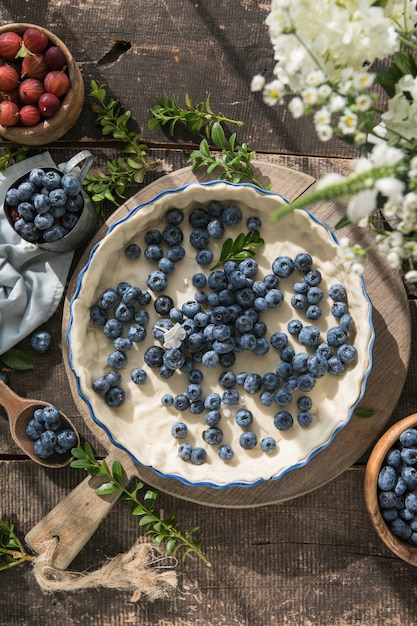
[
  {"left": 0, "top": 519, "right": 34, "bottom": 571},
  {"left": 148, "top": 93, "right": 243, "bottom": 138},
  {"left": 71, "top": 443, "right": 211, "bottom": 567},
  {"left": 188, "top": 122, "right": 267, "bottom": 189},
  {"left": 212, "top": 230, "right": 264, "bottom": 269},
  {"left": 84, "top": 81, "right": 159, "bottom": 216}
]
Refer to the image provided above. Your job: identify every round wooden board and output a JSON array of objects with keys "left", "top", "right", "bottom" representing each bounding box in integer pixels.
[{"left": 62, "top": 162, "right": 411, "bottom": 508}]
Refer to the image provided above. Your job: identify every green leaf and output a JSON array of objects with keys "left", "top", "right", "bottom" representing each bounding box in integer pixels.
[
  {"left": 354, "top": 408, "right": 378, "bottom": 418},
  {"left": 138, "top": 514, "right": 157, "bottom": 526},
  {"left": 211, "top": 122, "right": 226, "bottom": 148},
  {"left": 335, "top": 215, "right": 351, "bottom": 229},
  {"left": 95, "top": 482, "right": 120, "bottom": 495},
  {"left": 111, "top": 460, "right": 124, "bottom": 484},
  {"left": 0, "top": 348, "right": 33, "bottom": 371}
]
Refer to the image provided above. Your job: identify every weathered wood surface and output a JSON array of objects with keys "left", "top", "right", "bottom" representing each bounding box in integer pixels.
[{"left": 1, "top": 1, "right": 417, "bottom": 624}]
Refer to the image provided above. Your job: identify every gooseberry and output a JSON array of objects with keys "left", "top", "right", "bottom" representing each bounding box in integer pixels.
[
  {"left": 19, "top": 104, "right": 41, "bottom": 126},
  {"left": 44, "top": 46, "right": 66, "bottom": 70},
  {"left": 22, "top": 27, "right": 49, "bottom": 53},
  {"left": 0, "top": 32, "right": 22, "bottom": 59},
  {"left": 22, "top": 53, "right": 49, "bottom": 80},
  {"left": 43, "top": 70, "right": 70, "bottom": 97},
  {"left": 0, "top": 65, "right": 19, "bottom": 91},
  {"left": 19, "top": 78, "right": 45, "bottom": 105},
  {"left": 37, "top": 92, "right": 60, "bottom": 117},
  {"left": 0, "top": 100, "right": 19, "bottom": 126}
]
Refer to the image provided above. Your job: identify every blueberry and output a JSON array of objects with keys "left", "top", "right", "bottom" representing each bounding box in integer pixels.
[
  {"left": 145, "top": 229, "right": 162, "bottom": 244},
  {"left": 204, "top": 393, "right": 222, "bottom": 410},
  {"left": 192, "top": 272, "right": 207, "bottom": 289},
  {"left": 125, "top": 243, "right": 141, "bottom": 259},
  {"left": 92, "top": 376, "right": 111, "bottom": 395},
  {"left": 171, "top": 422, "right": 188, "bottom": 439},
  {"left": 103, "top": 318, "right": 123, "bottom": 339},
  {"left": 105, "top": 386, "right": 126, "bottom": 407},
  {"left": 127, "top": 323, "right": 146, "bottom": 343},
  {"left": 272, "top": 256, "right": 295, "bottom": 278},
  {"left": 28, "top": 168, "right": 45, "bottom": 187},
  {"left": 39, "top": 429, "right": 58, "bottom": 449},
  {"left": 405, "top": 493, "right": 417, "bottom": 513},
  {"left": 190, "top": 447, "right": 207, "bottom": 465},
  {"left": 297, "top": 395, "right": 312, "bottom": 411},
  {"left": 391, "top": 518, "right": 412, "bottom": 540},
  {"left": 297, "top": 411, "right": 314, "bottom": 427},
  {"left": 33, "top": 193, "right": 50, "bottom": 213},
  {"left": 294, "top": 253, "right": 313, "bottom": 272},
  {"left": 401, "top": 448, "right": 417, "bottom": 465},
  {"left": 26, "top": 418, "right": 44, "bottom": 440},
  {"left": 201, "top": 350, "right": 219, "bottom": 368},
  {"left": 288, "top": 319, "right": 303, "bottom": 336},
  {"left": 262, "top": 372, "right": 279, "bottom": 392},
  {"left": 43, "top": 224, "right": 67, "bottom": 242},
  {"left": 204, "top": 427, "right": 223, "bottom": 445},
  {"left": 17, "top": 181, "right": 35, "bottom": 201},
  {"left": 173, "top": 394, "right": 190, "bottom": 411},
  {"left": 221, "top": 205, "right": 242, "bottom": 226},
  {"left": 18, "top": 201, "right": 36, "bottom": 221},
  {"left": 56, "top": 429, "right": 78, "bottom": 451},
  {"left": 5, "top": 187, "right": 19, "bottom": 205},
  {"left": 304, "top": 269, "right": 322, "bottom": 286},
  {"left": 247, "top": 216, "right": 262, "bottom": 230},
  {"left": 49, "top": 188, "right": 67, "bottom": 207},
  {"left": 62, "top": 213, "right": 79, "bottom": 230},
  {"left": 264, "top": 274, "right": 279, "bottom": 289},
  {"left": 260, "top": 436, "right": 276, "bottom": 453},
  {"left": 16, "top": 221, "right": 40, "bottom": 242},
  {"left": 291, "top": 294, "right": 307, "bottom": 310},
  {"left": 260, "top": 391, "right": 274, "bottom": 406},
  {"left": 162, "top": 224, "right": 183, "bottom": 246},
  {"left": 165, "top": 208, "right": 184, "bottom": 225},
  {"left": 65, "top": 193, "right": 84, "bottom": 213},
  {"left": 299, "top": 325, "right": 321, "bottom": 348},
  {"left": 239, "top": 431, "right": 257, "bottom": 450},
  {"left": 190, "top": 228, "right": 210, "bottom": 250},
  {"left": 144, "top": 244, "right": 164, "bottom": 262},
  {"left": 307, "top": 353, "right": 328, "bottom": 378},
  {"left": 114, "top": 302, "right": 135, "bottom": 322},
  {"left": 207, "top": 219, "right": 225, "bottom": 239},
  {"left": 219, "top": 370, "right": 236, "bottom": 388},
  {"left": 274, "top": 388, "right": 292, "bottom": 406},
  {"left": 218, "top": 445, "right": 234, "bottom": 462},
  {"left": 340, "top": 314, "right": 354, "bottom": 332},
  {"left": 146, "top": 270, "right": 168, "bottom": 292},
  {"left": 113, "top": 337, "right": 132, "bottom": 352},
  {"left": 189, "top": 208, "right": 210, "bottom": 229},
  {"left": 34, "top": 439, "right": 54, "bottom": 459},
  {"left": 163, "top": 347, "right": 186, "bottom": 370},
  {"left": 235, "top": 408, "right": 253, "bottom": 428},
  {"left": 178, "top": 443, "right": 192, "bottom": 460},
  {"left": 104, "top": 371, "right": 122, "bottom": 387},
  {"left": 265, "top": 289, "right": 284, "bottom": 308},
  {"left": 107, "top": 350, "right": 128, "bottom": 369},
  {"left": 190, "top": 400, "right": 204, "bottom": 414},
  {"left": 331, "top": 301, "right": 347, "bottom": 318},
  {"left": 386, "top": 448, "right": 402, "bottom": 468},
  {"left": 298, "top": 373, "right": 316, "bottom": 392},
  {"left": 274, "top": 411, "right": 294, "bottom": 431},
  {"left": 196, "top": 249, "right": 213, "bottom": 266},
  {"left": 399, "top": 429, "right": 417, "bottom": 447},
  {"left": 292, "top": 352, "right": 309, "bottom": 373},
  {"left": 161, "top": 393, "right": 174, "bottom": 406},
  {"left": 239, "top": 258, "right": 258, "bottom": 278},
  {"left": 154, "top": 295, "right": 174, "bottom": 315},
  {"left": 182, "top": 300, "right": 201, "bottom": 318},
  {"left": 328, "top": 284, "right": 347, "bottom": 301},
  {"left": 379, "top": 491, "right": 398, "bottom": 508},
  {"left": 270, "top": 332, "right": 288, "bottom": 350},
  {"left": 43, "top": 170, "right": 62, "bottom": 190},
  {"left": 280, "top": 346, "right": 295, "bottom": 363},
  {"left": 306, "top": 305, "right": 321, "bottom": 320},
  {"left": 131, "top": 368, "right": 147, "bottom": 384},
  {"left": 243, "top": 373, "right": 262, "bottom": 394},
  {"left": 402, "top": 465, "right": 417, "bottom": 488},
  {"left": 208, "top": 271, "right": 228, "bottom": 292},
  {"left": 30, "top": 330, "right": 52, "bottom": 354},
  {"left": 167, "top": 245, "right": 186, "bottom": 262},
  {"left": 337, "top": 344, "right": 357, "bottom": 363},
  {"left": 327, "top": 356, "right": 345, "bottom": 375},
  {"left": 222, "top": 389, "right": 240, "bottom": 405},
  {"left": 205, "top": 410, "right": 222, "bottom": 426},
  {"left": 60, "top": 173, "right": 81, "bottom": 196}
]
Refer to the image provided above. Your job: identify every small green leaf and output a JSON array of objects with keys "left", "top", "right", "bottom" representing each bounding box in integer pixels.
[
  {"left": 211, "top": 122, "right": 226, "bottom": 148},
  {"left": 0, "top": 348, "right": 33, "bottom": 371},
  {"left": 95, "top": 482, "right": 120, "bottom": 495},
  {"left": 354, "top": 408, "right": 378, "bottom": 418},
  {"left": 335, "top": 215, "right": 351, "bottom": 229}
]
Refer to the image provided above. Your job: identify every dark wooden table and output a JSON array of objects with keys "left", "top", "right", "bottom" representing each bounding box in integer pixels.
[{"left": 2, "top": 3, "right": 417, "bottom": 625}]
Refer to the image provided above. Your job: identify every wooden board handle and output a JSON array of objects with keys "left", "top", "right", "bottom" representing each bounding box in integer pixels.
[{"left": 25, "top": 450, "right": 137, "bottom": 570}]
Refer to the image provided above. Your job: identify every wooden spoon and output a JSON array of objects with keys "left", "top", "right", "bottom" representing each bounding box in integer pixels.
[{"left": 0, "top": 379, "right": 80, "bottom": 468}]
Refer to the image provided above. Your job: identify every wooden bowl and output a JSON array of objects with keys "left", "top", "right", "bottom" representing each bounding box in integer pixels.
[
  {"left": 0, "top": 23, "right": 84, "bottom": 145},
  {"left": 364, "top": 413, "right": 417, "bottom": 566}
]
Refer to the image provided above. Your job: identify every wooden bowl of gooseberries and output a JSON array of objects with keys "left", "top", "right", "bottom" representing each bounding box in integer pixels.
[
  {"left": 0, "top": 23, "right": 84, "bottom": 145},
  {"left": 364, "top": 413, "right": 417, "bottom": 567}
]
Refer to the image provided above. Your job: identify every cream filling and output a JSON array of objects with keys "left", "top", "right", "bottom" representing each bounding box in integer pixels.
[{"left": 69, "top": 182, "right": 373, "bottom": 488}]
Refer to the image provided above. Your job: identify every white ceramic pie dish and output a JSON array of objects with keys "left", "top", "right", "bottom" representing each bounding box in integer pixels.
[{"left": 67, "top": 181, "right": 375, "bottom": 489}]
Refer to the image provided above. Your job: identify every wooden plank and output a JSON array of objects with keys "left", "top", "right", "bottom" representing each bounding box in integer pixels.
[
  {"left": 2, "top": 460, "right": 417, "bottom": 625},
  {"left": 61, "top": 161, "right": 410, "bottom": 508}
]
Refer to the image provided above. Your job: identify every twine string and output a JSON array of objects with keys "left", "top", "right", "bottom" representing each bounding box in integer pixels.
[{"left": 32, "top": 536, "right": 178, "bottom": 602}]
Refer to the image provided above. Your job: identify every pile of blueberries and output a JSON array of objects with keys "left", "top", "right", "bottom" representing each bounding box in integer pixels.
[
  {"left": 25, "top": 405, "right": 78, "bottom": 460},
  {"left": 5, "top": 167, "right": 84, "bottom": 244},
  {"left": 89, "top": 201, "right": 357, "bottom": 466},
  {"left": 377, "top": 428, "right": 417, "bottom": 545}
]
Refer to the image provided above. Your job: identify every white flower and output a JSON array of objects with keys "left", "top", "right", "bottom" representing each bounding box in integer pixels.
[
  {"left": 316, "top": 124, "right": 333, "bottom": 141},
  {"left": 159, "top": 323, "right": 187, "bottom": 349},
  {"left": 251, "top": 74, "right": 266, "bottom": 92},
  {"left": 347, "top": 189, "right": 378, "bottom": 222},
  {"left": 370, "top": 143, "right": 405, "bottom": 167},
  {"left": 375, "top": 177, "right": 404, "bottom": 202},
  {"left": 355, "top": 94, "right": 373, "bottom": 112},
  {"left": 262, "top": 79, "right": 285, "bottom": 105},
  {"left": 338, "top": 109, "right": 358, "bottom": 135},
  {"left": 405, "top": 269, "right": 417, "bottom": 283},
  {"left": 301, "top": 86, "right": 318, "bottom": 106},
  {"left": 316, "top": 172, "right": 345, "bottom": 189},
  {"left": 288, "top": 96, "right": 304, "bottom": 118}
]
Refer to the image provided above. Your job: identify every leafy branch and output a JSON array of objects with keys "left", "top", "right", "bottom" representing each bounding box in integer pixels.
[
  {"left": 84, "top": 81, "right": 159, "bottom": 216},
  {"left": 148, "top": 93, "right": 243, "bottom": 138},
  {"left": 188, "top": 122, "right": 268, "bottom": 189},
  {"left": 71, "top": 443, "right": 211, "bottom": 567},
  {"left": 212, "top": 230, "right": 265, "bottom": 269},
  {"left": 0, "top": 519, "right": 34, "bottom": 572}
]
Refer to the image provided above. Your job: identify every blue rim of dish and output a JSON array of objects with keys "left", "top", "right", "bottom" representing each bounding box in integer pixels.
[{"left": 67, "top": 179, "right": 376, "bottom": 490}]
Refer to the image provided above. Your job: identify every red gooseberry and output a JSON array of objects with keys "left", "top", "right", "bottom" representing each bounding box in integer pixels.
[
  {"left": 37, "top": 92, "right": 60, "bottom": 117},
  {"left": 43, "top": 70, "right": 70, "bottom": 97},
  {"left": 19, "top": 78, "right": 45, "bottom": 105},
  {"left": 0, "top": 32, "right": 22, "bottom": 60},
  {"left": 19, "top": 104, "right": 41, "bottom": 126},
  {"left": 0, "top": 100, "right": 19, "bottom": 126},
  {"left": 0, "top": 65, "right": 19, "bottom": 91},
  {"left": 22, "top": 27, "right": 48, "bottom": 53}
]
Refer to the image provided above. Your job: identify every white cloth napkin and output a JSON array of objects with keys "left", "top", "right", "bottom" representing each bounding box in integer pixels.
[{"left": 0, "top": 152, "right": 74, "bottom": 355}]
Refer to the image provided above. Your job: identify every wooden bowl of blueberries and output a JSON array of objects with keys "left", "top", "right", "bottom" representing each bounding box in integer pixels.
[{"left": 365, "top": 413, "right": 417, "bottom": 566}]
